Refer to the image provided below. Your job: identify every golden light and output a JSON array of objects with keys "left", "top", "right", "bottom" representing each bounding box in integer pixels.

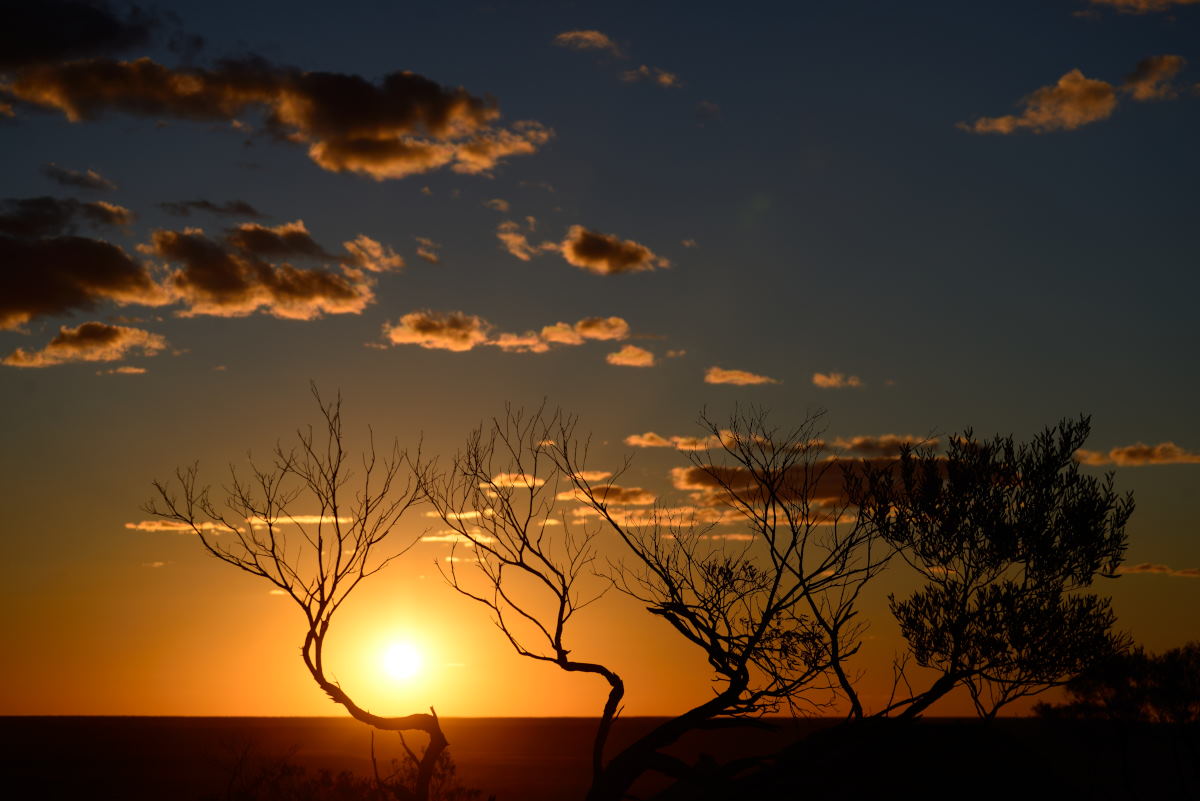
[{"left": 381, "top": 641, "right": 423, "bottom": 681}]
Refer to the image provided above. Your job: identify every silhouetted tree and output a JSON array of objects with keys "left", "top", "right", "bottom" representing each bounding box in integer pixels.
[
  {"left": 146, "top": 387, "right": 448, "bottom": 801},
  {"left": 425, "top": 405, "right": 887, "bottom": 801},
  {"left": 854, "top": 416, "right": 1134, "bottom": 718}
]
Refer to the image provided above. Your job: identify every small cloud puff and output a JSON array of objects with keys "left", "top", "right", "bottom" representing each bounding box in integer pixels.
[
  {"left": 606, "top": 344, "right": 655, "bottom": 367},
  {"left": 813, "top": 372, "right": 863, "bottom": 389},
  {"left": 705, "top": 366, "right": 780, "bottom": 385},
  {"left": 41, "top": 163, "right": 116, "bottom": 191},
  {"left": 621, "top": 65, "right": 682, "bottom": 88},
  {"left": 553, "top": 30, "right": 622, "bottom": 57}
]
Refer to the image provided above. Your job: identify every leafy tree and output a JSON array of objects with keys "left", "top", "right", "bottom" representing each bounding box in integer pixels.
[{"left": 854, "top": 416, "right": 1134, "bottom": 718}]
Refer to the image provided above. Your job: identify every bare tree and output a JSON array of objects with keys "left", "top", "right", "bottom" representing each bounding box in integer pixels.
[
  {"left": 423, "top": 405, "right": 622, "bottom": 786},
  {"left": 145, "top": 386, "right": 448, "bottom": 801},
  {"left": 854, "top": 416, "right": 1134, "bottom": 719},
  {"left": 425, "top": 405, "right": 888, "bottom": 801}
]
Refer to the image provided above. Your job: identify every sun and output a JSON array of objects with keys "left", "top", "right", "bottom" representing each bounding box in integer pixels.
[{"left": 381, "top": 641, "right": 423, "bottom": 681}]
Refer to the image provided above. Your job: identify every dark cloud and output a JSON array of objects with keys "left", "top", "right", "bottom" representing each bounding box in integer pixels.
[
  {"left": 1124, "top": 55, "right": 1187, "bottom": 101},
  {"left": 0, "top": 195, "right": 133, "bottom": 238},
  {"left": 3, "top": 56, "right": 548, "bottom": 179},
  {"left": 3, "top": 320, "right": 166, "bottom": 367},
  {"left": 1075, "top": 442, "right": 1200, "bottom": 466},
  {"left": 41, "top": 162, "right": 116, "bottom": 190},
  {"left": 141, "top": 224, "right": 375, "bottom": 319},
  {"left": 0, "top": 1, "right": 156, "bottom": 71},
  {"left": 1090, "top": 0, "right": 1200, "bottom": 12},
  {"left": 833, "top": 435, "right": 936, "bottom": 458},
  {"left": 0, "top": 233, "right": 161, "bottom": 329},
  {"left": 557, "top": 485, "right": 656, "bottom": 505},
  {"left": 670, "top": 458, "right": 897, "bottom": 507},
  {"left": 159, "top": 199, "right": 264, "bottom": 218},
  {"left": 560, "top": 225, "right": 669, "bottom": 274}
]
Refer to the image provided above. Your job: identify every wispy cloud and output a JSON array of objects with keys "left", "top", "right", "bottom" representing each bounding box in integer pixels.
[
  {"left": 833, "top": 434, "right": 935, "bottom": 457},
  {"left": 621, "top": 65, "right": 683, "bottom": 88},
  {"left": 1117, "top": 562, "right": 1200, "bottom": 578},
  {"left": 1089, "top": 0, "right": 1200, "bottom": 13},
  {"left": 705, "top": 366, "right": 780, "bottom": 385},
  {"left": 0, "top": 195, "right": 133, "bottom": 238},
  {"left": 553, "top": 30, "right": 622, "bottom": 57},
  {"left": 1124, "top": 55, "right": 1188, "bottom": 101},
  {"left": 159, "top": 199, "right": 264, "bottom": 218},
  {"left": 382, "top": 312, "right": 631, "bottom": 354},
  {"left": 812, "top": 372, "right": 863, "bottom": 389},
  {"left": 41, "top": 163, "right": 116, "bottom": 191},
  {"left": 1076, "top": 442, "right": 1200, "bottom": 466}
]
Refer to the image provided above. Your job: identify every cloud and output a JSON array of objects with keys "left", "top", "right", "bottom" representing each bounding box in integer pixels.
[
  {"left": 1075, "top": 442, "right": 1200, "bottom": 466},
  {"left": 571, "top": 504, "right": 742, "bottom": 528},
  {"left": 382, "top": 310, "right": 491, "bottom": 351},
  {"left": 560, "top": 225, "right": 669, "bottom": 274},
  {"left": 557, "top": 485, "right": 656, "bottom": 505},
  {"left": 0, "top": 0, "right": 156, "bottom": 70},
  {"left": 41, "top": 163, "right": 116, "bottom": 190},
  {"left": 415, "top": 236, "right": 441, "bottom": 264},
  {"left": 625, "top": 432, "right": 721, "bottom": 451},
  {"left": 496, "top": 218, "right": 559, "bottom": 261},
  {"left": 490, "top": 472, "right": 546, "bottom": 488},
  {"left": 1124, "top": 55, "right": 1187, "bottom": 101},
  {"left": 382, "top": 312, "right": 631, "bottom": 354},
  {"left": 1116, "top": 562, "right": 1200, "bottom": 578},
  {"left": 0, "top": 195, "right": 133, "bottom": 238},
  {"left": 572, "top": 470, "right": 613, "bottom": 482},
  {"left": 670, "top": 459, "right": 896, "bottom": 508},
  {"left": 1089, "top": 0, "right": 1200, "bottom": 12},
  {"left": 342, "top": 234, "right": 404, "bottom": 272},
  {"left": 553, "top": 30, "right": 621, "bottom": 57},
  {"left": 813, "top": 372, "right": 863, "bottom": 389},
  {"left": 606, "top": 344, "right": 655, "bottom": 367},
  {"left": 3, "top": 321, "right": 167, "bottom": 367},
  {"left": 0, "top": 234, "right": 163, "bottom": 329},
  {"left": 483, "top": 198, "right": 510, "bottom": 212},
  {"left": 833, "top": 434, "right": 935, "bottom": 457},
  {"left": 620, "top": 65, "right": 682, "bottom": 88},
  {"left": 681, "top": 239, "right": 698, "bottom": 248},
  {"left": 142, "top": 224, "right": 377, "bottom": 319},
  {"left": 3, "top": 56, "right": 548, "bottom": 180},
  {"left": 125, "top": 520, "right": 203, "bottom": 532},
  {"left": 159, "top": 199, "right": 264, "bottom": 218},
  {"left": 98, "top": 365, "right": 146, "bottom": 375},
  {"left": 705, "top": 366, "right": 780, "bottom": 385},
  {"left": 961, "top": 69, "right": 1118, "bottom": 134}
]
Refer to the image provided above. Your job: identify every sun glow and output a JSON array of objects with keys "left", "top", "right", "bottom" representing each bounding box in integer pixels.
[{"left": 381, "top": 641, "right": 423, "bottom": 681}]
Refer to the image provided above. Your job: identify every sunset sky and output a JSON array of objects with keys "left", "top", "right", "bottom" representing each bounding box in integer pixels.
[{"left": 2, "top": 0, "right": 1198, "bottom": 719}]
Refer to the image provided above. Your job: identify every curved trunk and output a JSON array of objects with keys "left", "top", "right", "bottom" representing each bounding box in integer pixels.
[{"left": 304, "top": 629, "right": 449, "bottom": 801}]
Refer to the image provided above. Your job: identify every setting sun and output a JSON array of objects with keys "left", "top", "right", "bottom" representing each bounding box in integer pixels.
[{"left": 381, "top": 642, "right": 423, "bottom": 681}]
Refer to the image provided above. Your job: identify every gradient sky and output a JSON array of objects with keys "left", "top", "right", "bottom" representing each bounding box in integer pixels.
[{"left": 2, "top": 0, "right": 1198, "bottom": 718}]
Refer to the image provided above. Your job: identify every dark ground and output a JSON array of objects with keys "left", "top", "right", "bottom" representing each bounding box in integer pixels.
[{"left": 0, "top": 716, "right": 1196, "bottom": 800}]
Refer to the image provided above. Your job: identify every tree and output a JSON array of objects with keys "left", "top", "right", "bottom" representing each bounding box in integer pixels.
[
  {"left": 145, "top": 387, "right": 448, "bottom": 801},
  {"left": 854, "top": 416, "right": 1134, "bottom": 718},
  {"left": 424, "top": 405, "right": 887, "bottom": 801}
]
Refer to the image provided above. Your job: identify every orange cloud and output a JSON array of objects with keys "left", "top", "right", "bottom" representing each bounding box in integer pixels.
[
  {"left": 490, "top": 472, "right": 546, "bottom": 488},
  {"left": 961, "top": 69, "right": 1118, "bottom": 134},
  {"left": 705, "top": 366, "right": 779, "bottom": 385},
  {"left": 4, "top": 56, "right": 548, "bottom": 180},
  {"left": 496, "top": 218, "right": 559, "bottom": 261},
  {"left": 606, "top": 344, "right": 655, "bottom": 367},
  {"left": 1116, "top": 562, "right": 1200, "bottom": 578},
  {"left": 621, "top": 65, "right": 682, "bottom": 88},
  {"left": 574, "top": 316, "right": 630, "bottom": 340},
  {"left": 561, "top": 225, "right": 669, "bottom": 274},
  {"left": 553, "top": 30, "right": 622, "bottom": 56},
  {"left": 1075, "top": 442, "right": 1200, "bottom": 466},
  {"left": 383, "top": 312, "right": 632, "bottom": 354},
  {"left": 342, "top": 234, "right": 404, "bottom": 272},
  {"left": 382, "top": 310, "right": 491, "bottom": 352},
  {"left": 1124, "top": 55, "right": 1187, "bottom": 101},
  {"left": 142, "top": 224, "right": 376, "bottom": 320},
  {"left": 624, "top": 432, "right": 722, "bottom": 451},
  {"left": 415, "top": 237, "right": 441, "bottom": 264},
  {"left": 4, "top": 321, "right": 167, "bottom": 368},
  {"left": 557, "top": 485, "right": 656, "bottom": 505},
  {"left": 813, "top": 372, "right": 863, "bottom": 389},
  {"left": 98, "top": 365, "right": 146, "bottom": 375},
  {"left": 483, "top": 198, "right": 510, "bottom": 212}
]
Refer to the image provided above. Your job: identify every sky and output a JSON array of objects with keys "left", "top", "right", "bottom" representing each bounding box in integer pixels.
[{"left": 1, "top": 0, "right": 1198, "bottom": 719}]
